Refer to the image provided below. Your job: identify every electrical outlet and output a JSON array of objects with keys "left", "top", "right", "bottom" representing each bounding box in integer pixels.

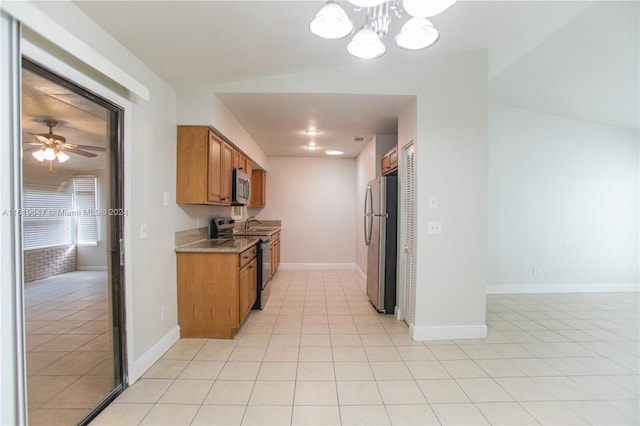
[
  {"left": 160, "top": 305, "right": 166, "bottom": 320},
  {"left": 532, "top": 266, "right": 541, "bottom": 276},
  {"left": 196, "top": 219, "right": 201, "bottom": 228},
  {"left": 427, "top": 221, "right": 442, "bottom": 235}
]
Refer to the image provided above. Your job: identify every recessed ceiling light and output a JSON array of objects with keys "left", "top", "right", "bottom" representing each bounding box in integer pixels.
[
  {"left": 305, "top": 129, "right": 320, "bottom": 136},
  {"left": 305, "top": 144, "right": 321, "bottom": 151},
  {"left": 325, "top": 150, "right": 344, "bottom": 156}
]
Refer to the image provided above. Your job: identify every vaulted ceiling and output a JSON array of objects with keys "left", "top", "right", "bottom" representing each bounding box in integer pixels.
[{"left": 61, "top": 1, "right": 639, "bottom": 158}]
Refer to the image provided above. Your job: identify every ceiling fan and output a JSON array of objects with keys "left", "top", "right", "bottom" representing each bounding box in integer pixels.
[{"left": 23, "top": 119, "right": 106, "bottom": 163}]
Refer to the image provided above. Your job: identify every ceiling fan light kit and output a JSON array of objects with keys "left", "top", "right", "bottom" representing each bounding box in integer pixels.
[
  {"left": 395, "top": 17, "right": 439, "bottom": 50},
  {"left": 310, "top": 0, "right": 455, "bottom": 58},
  {"left": 347, "top": 25, "right": 386, "bottom": 59},
  {"left": 26, "top": 119, "right": 106, "bottom": 166},
  {"left": 309, "top": 1, "right": 354, "bottom": 39}
]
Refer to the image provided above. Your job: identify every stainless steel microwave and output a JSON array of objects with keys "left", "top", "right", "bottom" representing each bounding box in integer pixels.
[{"left": 232, "top": 169, "right": 251, "bottom": 205}]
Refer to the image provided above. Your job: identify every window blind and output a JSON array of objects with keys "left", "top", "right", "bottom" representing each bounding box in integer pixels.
[
  {"left": 73, "top": 176, "right": 98, "bottom": 245},
  {"left": 22, "top": 184, "right": 73, "bottom": 250}
]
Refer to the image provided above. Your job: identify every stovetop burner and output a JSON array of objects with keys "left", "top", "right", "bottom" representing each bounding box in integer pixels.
[{"left": 209, "top": 217, "right": 236, "bottom": 238}]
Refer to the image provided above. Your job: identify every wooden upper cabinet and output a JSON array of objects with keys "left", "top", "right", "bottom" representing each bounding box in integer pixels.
[
  {"left": 381, "top": 145, "right": 398, "bottom": 176},
  {"left": 234, "top": 150, "right": 250, "bottom": 173},
  {"left": 250, "top": 169, "right": 266, "bottom": 208},
  {"left": 220, "top": 140, "right": 233, "bottom": 203},
  {"left": 176, "top": 126, "right": 233, "bottom": 205}
]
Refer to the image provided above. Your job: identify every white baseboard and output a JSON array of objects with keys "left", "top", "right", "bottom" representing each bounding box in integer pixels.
[
  {"left": 487, "top": 283, "right": 640, "bottom": 294},
  {"left": 130, "top": 325, "right": 180, "bottom": 384},
  {"left": 354, "top": 265, "right": 366, "bottom": 282},
  {"left": 410, "top": 324, "right": 488, "bottom": 341},
  {"left": 76, "top": 266, "right": 108, "bottom": 271},
  {"left": 279, "top": 263, "right": 357, "bottom": 270}
]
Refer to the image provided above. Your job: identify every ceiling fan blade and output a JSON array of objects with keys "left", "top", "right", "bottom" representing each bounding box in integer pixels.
[
  {"left": 71, "top": 144, "right": 106, "bottom": 152},
  {"left": 23, "top": 147, "right": 38, "bottom": 153},
  {"left": 23, "top": 142, "right": 42, "bottom": 146},
  {"left": 65, "top": 147, "right": 97, "bottom": 158},
  {"left": 28, "top": 133, "right": 52, "bottom": 144},
  {"left": 27, "top": 132, "right": 66, "bottom": 144}
]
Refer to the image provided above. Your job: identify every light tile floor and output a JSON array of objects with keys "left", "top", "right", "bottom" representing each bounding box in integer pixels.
[
  {"left": 92, "top": 269, "right": 639, "bottom": 425},
  {"left": 25, "top": 271, "right": 114, "bottom": 426}
]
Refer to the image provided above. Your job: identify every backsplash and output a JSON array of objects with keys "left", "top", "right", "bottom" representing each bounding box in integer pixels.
[
  {"left": 175, "top": 219, "right": 282, "bottom": 248},
  {"left": 175, "top": 227, "right": 208, "bottom": 248}
]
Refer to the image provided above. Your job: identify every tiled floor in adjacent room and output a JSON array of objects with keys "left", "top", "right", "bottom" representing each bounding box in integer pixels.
[
  {"left": 92, "top": 269, "right": 639, "bottom": 425},
  {"left": 25, "top": 271, "right": 113, "bottom": 426}
]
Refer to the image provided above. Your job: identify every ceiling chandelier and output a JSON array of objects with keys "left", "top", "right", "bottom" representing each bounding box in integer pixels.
[{"left": 310, "top": 0, "right": 456, "bottom": 59}]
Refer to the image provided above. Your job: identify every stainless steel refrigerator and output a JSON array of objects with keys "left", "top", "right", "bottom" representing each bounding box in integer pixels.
[{"left": 364, "top": 175, "right": 398, "bottom": 314}]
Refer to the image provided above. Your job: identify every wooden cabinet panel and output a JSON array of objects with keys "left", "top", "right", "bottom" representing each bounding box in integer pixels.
[
  {"left": 239, "top": 258, "right": 257, "bottom": 324},
  {"left": 250, "top": 169, "right": 266, "bottom": 208},
  {"left": 233, "top": 150, "right": 250, "bottom": 173},
  {"left": 177, "top": 245, "right": 257, "bottom": 339},
  {"left": 177, "top": 126, "right": 233, "bottom": 205},
  {"left": 207, "top": 131, "right": 223, "bottom": 203},
  {"left": 381, "top": 145, "right": 398, "bottom": 176},
  {"left": 176, "top": 127, "right": 209, "bottom": 204},
  {"left": 177, "top": 252, "right": 239, "bottom": 339},
  {"left": 270, "top": 231, "right": 280, "bottom": 276},
  {"left": 221, "top": 141, "right": 233, "bottom": 203}
]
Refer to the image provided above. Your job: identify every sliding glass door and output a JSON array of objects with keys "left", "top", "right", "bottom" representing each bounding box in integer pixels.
[{"left": 21, "top": 59, "right": 127, "bottom": 426}]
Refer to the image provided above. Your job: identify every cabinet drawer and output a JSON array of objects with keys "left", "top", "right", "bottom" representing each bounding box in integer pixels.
[{"left": 239, "top": 245, "right": 257, "bottom": 268}]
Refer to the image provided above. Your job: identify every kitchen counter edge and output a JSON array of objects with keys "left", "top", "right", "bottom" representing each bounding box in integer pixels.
[{"left": 175, "top": 237, "right": 259, "bottom": 253}]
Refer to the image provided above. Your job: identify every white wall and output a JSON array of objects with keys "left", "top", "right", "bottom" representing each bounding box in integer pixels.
[
  {"left": 211, "top": 50, "right": 489, "bottom": 338},
  {"left": 10, "top": 0, "right": 200, "bottom": 382},
  {"left": 255, "top": 157, "right": 357, "bottom": 266},
  {"left": 176, "top": 88, "right": 268, "bottom": 170},
  {"left": 489, "top": 103, "right": 639, "bottom": 292}
]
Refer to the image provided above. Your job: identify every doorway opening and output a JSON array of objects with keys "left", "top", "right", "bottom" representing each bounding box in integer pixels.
[{"left": 21, "top": 59, "right": 127, "bottom": 426}]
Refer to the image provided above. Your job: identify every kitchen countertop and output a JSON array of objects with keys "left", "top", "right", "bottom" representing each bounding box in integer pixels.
[{"left": 175, "top": 237, "right": 259, "bottom": 253}]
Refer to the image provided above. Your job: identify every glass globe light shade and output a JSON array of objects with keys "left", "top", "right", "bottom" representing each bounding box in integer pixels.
[
  {"left": 395, "top": 17, "right": 439, "bottom": 50},
  {"left": 42, "top": 147, "right": 56, "bottom": 161},
  {"left": 348, "top": 0, "right": 387, "bottom": 7},
  {"left": 310, "top": 1, "right": 354, "bottom": 39},
  {"left": 56, "top": 150, "right": 70, "bottom": 163},
  {"left": 347, "top": 27, "right": 386, "bottom": 59},
  {"left": 403, "top": 0, "right": 456, "bottom": 18},
  {"left": 32, "top": 149, "right": 46, "bottom": 161}
]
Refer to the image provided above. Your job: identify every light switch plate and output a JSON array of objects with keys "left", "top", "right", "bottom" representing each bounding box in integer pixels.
[
  {"left": 140, "top": 222, "right": 148, "bottom": 239},
  {"left": 429, "top": 196, "right": 438, "bottom": 209},
  {"left": 163, "top": 191, "right": 169, "bottom": 206}
]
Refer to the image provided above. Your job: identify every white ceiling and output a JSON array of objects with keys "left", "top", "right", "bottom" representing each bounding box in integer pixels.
[
  {"left": 70, "top": 0, "right": 638, "bottom": 157},
  {"left": 22, "top": 67, "right": 108, "bottom": 172}
]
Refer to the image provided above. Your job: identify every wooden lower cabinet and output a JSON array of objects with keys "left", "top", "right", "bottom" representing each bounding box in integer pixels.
[
  {"left": 270, "top": 231, "right": 281, "bottom": 276},
  {"left": 177, "top": 245, "right": 257, "bottom": 339},
  {"left": 239, "top": 258, "right": 257, "bottom": 323}
]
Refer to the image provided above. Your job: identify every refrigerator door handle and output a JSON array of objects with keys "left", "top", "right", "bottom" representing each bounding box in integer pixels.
[{"left": 364, "top": 184, "right": 373, "bottom": 246}]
